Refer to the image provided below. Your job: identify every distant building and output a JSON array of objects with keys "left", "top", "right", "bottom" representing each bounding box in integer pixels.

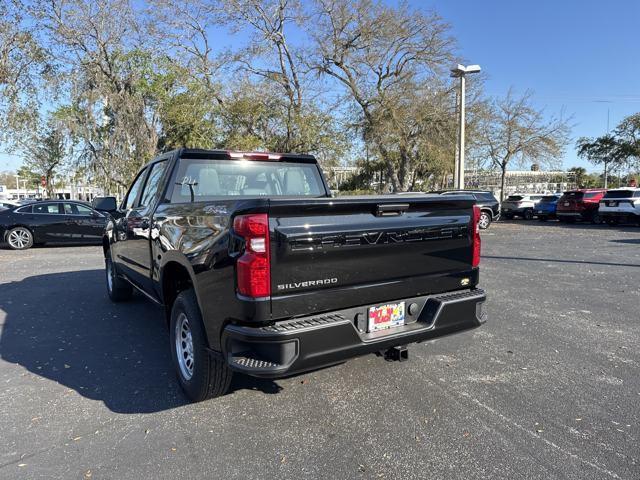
[
  {"left": 0, "top": 184, "right": 103, "bottom": 201},
  {"left": 465, "top": 169, "right": 577, "bottom": 197}
]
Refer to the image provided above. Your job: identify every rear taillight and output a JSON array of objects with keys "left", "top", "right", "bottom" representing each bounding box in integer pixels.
[
  {"left": 233, "top": 213, "right": 270, "bottom": 298},
  {"left": 472, "top": 205, "right": 481, "bottom": 268}
]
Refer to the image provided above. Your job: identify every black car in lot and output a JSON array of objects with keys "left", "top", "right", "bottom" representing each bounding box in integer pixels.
[
  {"left": 437, "top": 190, "right": 500, "bottom": 229},
  {"left": 0, "top": 200, "right": 109, "bottom": 250}
]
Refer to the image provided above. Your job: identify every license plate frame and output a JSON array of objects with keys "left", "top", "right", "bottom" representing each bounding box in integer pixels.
[{"left": 368, "top": 302, "right": 406, "bottom": 333}]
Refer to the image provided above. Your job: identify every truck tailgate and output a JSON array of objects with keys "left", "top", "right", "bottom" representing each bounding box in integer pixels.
[{"left": 268, "top": 195, "right": 478, "bottom": 319}]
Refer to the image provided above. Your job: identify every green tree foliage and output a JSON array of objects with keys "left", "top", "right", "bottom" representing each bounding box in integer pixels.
[
  {"left": 576, "top": 134, "right": 625, "bottom": 189},
  {"left": 0, "top": 0, "right": 51, "bottom": 143},
  {"left": 21, "top": 121, "right": 66, "bottom": 198}
]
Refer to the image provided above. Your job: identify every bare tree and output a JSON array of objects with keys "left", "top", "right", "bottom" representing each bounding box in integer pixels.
[
  {"left": 149, "top": 0, "right": 225, "bottom": 104},
  {"left": 309, "top": 0, "right": 454, "bottom": 191},
  {"left": 474, "top": 89, "right": 571, "bottom": 202}
]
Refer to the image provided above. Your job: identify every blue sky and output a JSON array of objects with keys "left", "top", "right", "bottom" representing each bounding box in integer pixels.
[
  {"left": 2, "top": 0, "right": 639, "bottom": 173},
  {"left": 427, "top": 0, "right": 640, "bottom": 170}
]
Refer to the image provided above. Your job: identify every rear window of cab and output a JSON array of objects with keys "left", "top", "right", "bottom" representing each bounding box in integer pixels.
[{"left": 168, "top": 158, "right": 326, "bottom": 203}]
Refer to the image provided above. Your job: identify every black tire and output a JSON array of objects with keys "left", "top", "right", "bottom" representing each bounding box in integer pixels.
[
  {"left": 591, "top": 213, "right": 603, "bottom": 225},
  {"left": 105, "top": 249, "right": 133, "bottom": 302},
  {"left": 606, "top": 218, "right": 618, "bottom": 226},
  {"left": 523, "top": 209, "right": 534, "bottom": 220},
  {"left": 6, "top": 226, "right": 34, "bottom": 250},
  {"left": 538, "top": 216, "right": 547, "bottom": 222},
  {"left": 170, "top": 289, "right": 232, "bottom": 402},
  {"left": 478, "top": 211, "right": 492, "bottom": 229},
  {"left": 504, "top": 213, "right": 514, "bottom": 220}
]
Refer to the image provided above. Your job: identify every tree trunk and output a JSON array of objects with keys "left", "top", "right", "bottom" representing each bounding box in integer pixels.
[{"left": 500, "top": 165, "right": 507, "bottom": 204}]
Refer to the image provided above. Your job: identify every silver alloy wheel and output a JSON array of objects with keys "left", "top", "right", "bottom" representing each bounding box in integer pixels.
[
  {"left": 175, "top": 313, "right": 194, "bottom": 380},
  {"left": 8, "top": 228, "right": 31, "bottom": 249},
  {"left": 478, "top": 212, "right": 491, "bottom": 229}
]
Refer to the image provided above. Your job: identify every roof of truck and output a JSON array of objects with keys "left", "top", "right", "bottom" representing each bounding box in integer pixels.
[{"left": 176, "top": 148, "right": 317, "bottom": 163}]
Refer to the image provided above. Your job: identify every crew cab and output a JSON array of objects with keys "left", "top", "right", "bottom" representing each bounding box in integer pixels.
[
  {"left": 102, "top": 149, "right": 486, "bottom": 402},
  {"left": 598, "top": 188, "right": 640, "bottom": 225},
  {"left": 556, "top": 189, "right": 607, "bottom": 223}
]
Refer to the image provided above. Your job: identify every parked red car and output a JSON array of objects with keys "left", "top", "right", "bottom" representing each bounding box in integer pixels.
[{"left": 556, "top": 189, "right": 607, "bottom": 223}]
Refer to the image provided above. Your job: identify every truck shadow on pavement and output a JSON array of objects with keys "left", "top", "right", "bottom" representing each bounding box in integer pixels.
[{"left": 0, "top": 269, "right": 281, "bottom": 414}]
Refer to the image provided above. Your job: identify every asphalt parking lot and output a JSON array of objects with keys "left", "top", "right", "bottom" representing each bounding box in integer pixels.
[{"left": 1, "top": 221, "right": 639, "bottom": 479}]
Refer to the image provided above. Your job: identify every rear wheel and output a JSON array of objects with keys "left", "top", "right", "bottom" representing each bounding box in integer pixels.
[
  {"left": 538, "top": 215, "right": 547, "bottom": 222},
  {"left": 504, "top": 213, "right": 514, "bottom": 220},
  {"left": 170, "top": 289, "right": 232, "bottom": 402},
  {"left": 591, "top": 213, "right": 603, "bottom": 225},
  {"left": 105, "top": 249, "right": 133, "bottom": 302},
  {"left": 478, "top": 211, "right": 492, "bottom": 229},
  {"left": 523, "top": 209, "right": 534, "bottom": 220},
  {"left": 6, "top": 227, "right": 33, "bottom": 250},
  {"left": 606, "top": 218, "right": 619, "bottom": 226}
]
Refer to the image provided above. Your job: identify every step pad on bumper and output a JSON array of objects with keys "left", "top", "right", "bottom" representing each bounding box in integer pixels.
[
  {"left": 259, "top": 313, "right": 347, "bottom": 333},
  {"left": 231, "top": 356, "right": 281, "bottom": 370}
]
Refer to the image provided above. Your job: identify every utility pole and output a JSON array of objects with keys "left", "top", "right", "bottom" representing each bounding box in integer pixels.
[{"left": 450, "top": 64, "right": 481, "bottom": 190}]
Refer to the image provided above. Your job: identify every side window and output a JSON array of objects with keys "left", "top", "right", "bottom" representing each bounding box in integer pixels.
[
  {"left": 76, "top": 204, "right": 93, "bottom": 215},
  {"left": 124, "top": 169, "right": 148, "bottom": 210},
  {"left": 139, "top": 161, "right": 167, "bottom": 208},
  {"left": 16, "top": 205, "right": 32, "bottom": 213},
  {"left": 63, "top": 203, "right": 79, "bottom": 215},
  {"left": 33, "top": 203, "right": 61, "bottom": 214}
]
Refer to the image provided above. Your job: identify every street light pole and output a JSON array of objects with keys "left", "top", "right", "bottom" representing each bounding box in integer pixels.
[{"left": 450, "top": 64, "right": 481, "bottom": 190}]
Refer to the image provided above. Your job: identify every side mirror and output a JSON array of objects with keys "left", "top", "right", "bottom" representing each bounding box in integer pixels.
[{"left": 93, "top": 196, "right": 117, "bottom": 212}]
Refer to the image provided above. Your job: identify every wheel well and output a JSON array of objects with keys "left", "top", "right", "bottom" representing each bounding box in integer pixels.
[
  {"left": 102, "top": 237, "right": 110, "bottom": 257},
  {"left": 161, "top": 262, "right": 194, "bottom": 321}
]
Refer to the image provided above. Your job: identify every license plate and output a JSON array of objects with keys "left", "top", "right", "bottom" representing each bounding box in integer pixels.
[
  {"left": 608, "top": 201, "right": 617, "bottom": 207},
  {"left": 564, "top": 202, "right": 570, "bottom": 206},
  {"left": 368, "top": 302, "right": 405, "bottom": 332}
]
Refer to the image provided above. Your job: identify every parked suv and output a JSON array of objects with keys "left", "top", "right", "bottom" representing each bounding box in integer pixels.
[
  {"left": 438, "top": 190, "right": 500, "bottom": 229},
  {"left": 501, "top": 194, "right": 545, "bottom": 220},
  {"left": 556, "top": 189, "right": 607, "bottom": 223},
  {"left": 598, "top": 188, "right": 640, "bottom": 225},
  {"left": 535, "top": 194, "right": 562, "bottom": 221}
]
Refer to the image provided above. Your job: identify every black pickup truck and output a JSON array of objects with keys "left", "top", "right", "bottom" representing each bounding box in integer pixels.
[{"left": 102, "top": 149, "right": 486, "bottom": 402}]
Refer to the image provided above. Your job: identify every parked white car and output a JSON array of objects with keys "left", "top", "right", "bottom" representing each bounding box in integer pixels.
[
  {"left": 501, "top": 194, "right": 546, "bottom": 220},
  {"left": 598, "top": 188, "right": 640, "bottom": 225}
]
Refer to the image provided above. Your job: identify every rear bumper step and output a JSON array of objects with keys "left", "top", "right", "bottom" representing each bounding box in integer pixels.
[{"left": 222, "top": 288, "right": 487, "bottom": 378}]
